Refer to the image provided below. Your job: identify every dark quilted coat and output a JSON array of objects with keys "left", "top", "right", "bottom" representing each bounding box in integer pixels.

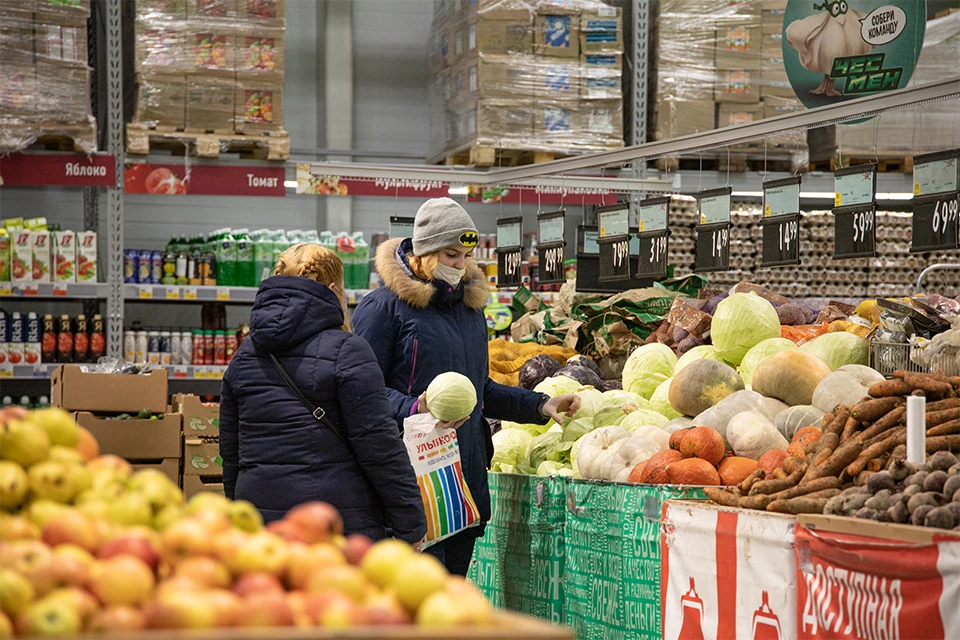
[
  {"left": 352, "top": 239, "right": 548, "bottom": 525},
  {"left": 219, "top": 275, "right": 427, "bottom": 543}
]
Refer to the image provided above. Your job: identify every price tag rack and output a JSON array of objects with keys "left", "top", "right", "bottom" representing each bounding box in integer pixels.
[
  {"left": 911, "top": 150, "right": 959, "bottom": 253},
  {"left": 635, "top": 196, "right": 670, "bottom": 279},
  {"left": 695, "top": 187, "right": 732, "bottom": 273},
  {"left": 537, "top": 209, "right": 566, "bottom": 285},
  {"left": 833, "top": 164, "right": 877, "bottom": 259},
  {"left": 596, "top": 204, "right": 632, "bottom": 283},
  {"left": 760, "top": 176, "right": 802, "bottom": 268},
  {"left": 496, "top": 217, "right": 523, "bottom": 289}
]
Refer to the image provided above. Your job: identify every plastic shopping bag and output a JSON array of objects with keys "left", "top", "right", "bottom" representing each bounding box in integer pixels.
[{"left": 402, "top": 414, "right": 481, "bottom": 548}]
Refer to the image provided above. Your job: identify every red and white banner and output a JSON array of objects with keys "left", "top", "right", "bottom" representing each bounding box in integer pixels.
[
  {"left": 662, "top": 501, "right": 797, "bottom": 640},
  {"left": 124, "top": 163, "right": 285, "bottom": 197},
  {"left": 796, "top": 523, "right": 960, "bottom": 640},
  {"left": 0, "top": 153, "right": 116, "bottom": 187}
]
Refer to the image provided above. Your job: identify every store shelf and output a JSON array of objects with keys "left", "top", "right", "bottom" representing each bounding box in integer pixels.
[
  {"left": 122, "top": 285, "right": 376, "bottom": 305},
  {"left": 0, "top": 282, "right": 108, "bottom": 299},
  {"left": 0, "top": 362, "right": 228, "bottom": 381}
]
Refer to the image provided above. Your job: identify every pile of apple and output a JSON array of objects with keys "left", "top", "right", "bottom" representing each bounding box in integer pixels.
[{"left": 0, "top": 407, "right": 492, "bottom": 637}]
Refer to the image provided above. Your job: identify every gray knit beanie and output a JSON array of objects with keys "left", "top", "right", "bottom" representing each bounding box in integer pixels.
[{"left": 412, "top": 197, "right": 479, "bottom": 256}]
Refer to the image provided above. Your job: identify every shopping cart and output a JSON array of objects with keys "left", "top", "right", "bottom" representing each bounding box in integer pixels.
[{"left": 870, "top": 341, "right": 960, "bottom": 378}]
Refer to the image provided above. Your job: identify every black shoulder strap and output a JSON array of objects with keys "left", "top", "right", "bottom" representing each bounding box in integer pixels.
[{"left": 269, "top": 353, "right": 353, "bottom": 452}]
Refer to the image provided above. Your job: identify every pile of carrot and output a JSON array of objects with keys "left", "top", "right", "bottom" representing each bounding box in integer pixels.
[{"left": 705, "top": 370, "right": 960, "bottom": 515}]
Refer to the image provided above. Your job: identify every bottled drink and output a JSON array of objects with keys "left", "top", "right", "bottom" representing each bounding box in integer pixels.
[
  {"left": 135, "top": 330, "right": 148, "bottom": 364},
  {"left": 73, "top": 314, "right": 89, "bottom": 363},
  {"left": 123, "top": 330, "right": 136, "bottom": 364},
  {"left": 335, "top": 232, "right": 355, "bottom": 289},
  {"left": 191, "top": 330, "right": 204, "bottom": 365},
  {"left": 138, "top": 249, "right": 152, "bottom": 284},
  {"left": 175, "top": 248, "right": 188, "bottom": 285},
  {"left": 217, "top": 232, "right": 237, "bottom": 287},
  {"left": 159, "top": 330, "right": 172, "bottom": 365},
  {"left": 151, "top": 250, "right": 164, "bottom": 284},
  {"left": 148, "top": 330, "right": 161, "bottom": 365},
  {"left": 226, "top": 332, "right": 237, "bottom": 363},
  {"left": 42, "top": 315, "right": 57, "bottom": 363},
  {"left": 235, "top": 229, "right": 254, "bottom": 287},
  {"left": 213, "top": 330, "right": 226, "bottom": 365},
  {"left": 180, "top": 330, "right": 192, "bottom": 366},
  {"left": 89, "top": 315, "right": 105, "bottom": 363},
  {"left": 161, "top": 249, "right": 177, "bottom": 285},
  {"left": 253, "top": 230, "right": 274, "bottom": 285},
  {"left": 56, "top": 315, "right": 73, "bottom": 363},
  {"left": 202, "top": 330, "right": 214, "bottom": 365},
  {"left": 25, "top": 312, "right": 40, "bottom": 365},
  {"left": 188, "top": 237, "right": 202, "bottom": 286},
  {"left": 170, "top": 331, "right": 182, "bottom": 365},
  {"left": 352, "top": 232, "right": 369, "bottom": 290},
  {"left": 124, "top": 249, "right": 138, "bottom": 283}
]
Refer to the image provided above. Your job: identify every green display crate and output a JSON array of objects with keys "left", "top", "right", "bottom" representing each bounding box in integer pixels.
[{"left": 468, "top": 473, "right": 566, "bottom": 624}]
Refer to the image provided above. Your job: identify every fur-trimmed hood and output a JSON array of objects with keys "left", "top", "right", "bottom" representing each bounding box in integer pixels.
[{"left": 374, "top": 238, "right": 488, "bottom": 310}]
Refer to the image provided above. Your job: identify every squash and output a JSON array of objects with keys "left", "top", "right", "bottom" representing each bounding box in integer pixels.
[
  {"left": 664, "top": 416, "right": 693, "bottom": 433},
  {"left": 665, "top": 458, "right": 721, "bottom": 486},
  {"left": 574, "top": 426, "right": 629, "bottom": 480},
  {"left": 627, "top": 461, "right": 648, "bottom": 484},
  {"left": 674, "top": 345, "right": 724, "bottom": 375},
  {"left": 632, "top": 425, "right": 671, "bottom": 451},
  {"left": 601, "top": 434, "right": 661, "bottom": 482},
  {"left": 750, "top": 350, "right": 831, "bottom": 406},
  {"left": 668, "top": 359, "right": 745, "bottom": 417},
  {"left": 690, "top": 390, "right": 778, "bottom": 447},
  {"left": 758, "top": 449, "right": 789, "bottom": 474},
  {"left": 718, "top": 457, "right": 759, "bottom": 486},
  {"left": 811, "top": 364, "right": 885, "bottom": 413},
  {"left": 679, "top": 427, "right": 725, "bottom": 465},
  {"left": 737, "top": 338, "right": 798, "bottom": 387},
  {"left": 640, "top": 450, "right": 684, "bottom": 484},
  {"left": 774, "top": 405, "right": 826, "bottom": 440},
  {"left": 650, "top": 379, "right": 683, "bottom": 420},
  {"left": 727, "top": 411, "right": 789, "bottom": 460}
]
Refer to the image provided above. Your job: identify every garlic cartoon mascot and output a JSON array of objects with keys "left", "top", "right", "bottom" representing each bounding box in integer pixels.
[{"left": 785, "top": 0, "right": 872, "bottom": 96}]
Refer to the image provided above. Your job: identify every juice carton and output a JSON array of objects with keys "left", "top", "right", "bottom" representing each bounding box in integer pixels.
[
  {"left": 52, "top": 230, "right": 76, "bottom": 282},
  {"left": 0, "top": 228, "right": 10, "bottom": 283},
  {"left": 8, "top": 312, "right": 24, "bottom": 365},
  {"left": 31, "top": 231, "right": 52, "bottom": 282},
  {"left": 77, "top": 231, "right": 98, "bottom": 282},
  {"left": 0, "top": 310, "right": 8, "bottom": 366},
  {"left": 12, "top": 230, "right": 33, "bottom": 284}
]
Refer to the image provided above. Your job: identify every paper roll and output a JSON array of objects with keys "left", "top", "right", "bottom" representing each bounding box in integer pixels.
[{"left": 906, "top": 395, "right": 926, "bottom": 465}]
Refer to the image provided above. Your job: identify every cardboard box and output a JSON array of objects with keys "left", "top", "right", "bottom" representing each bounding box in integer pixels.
[
  {"left": 579, "top": 6, "right": 622, "bottom": 54},
  {"left": 181, "top": 474, "right": 224, "bottom": 499},
  {"left": 761, "top": 31, "right": 783, "bottom": 56},
  {"left": 578, "top": 98, "right": 624, "bottom": 141},
  {"left": 762, "top": 95, "right": 803, "bottom": 119},
  {"left": 761, "top": 9, "right": 786, "bottom": 27},
  {"left": 237, "top": 0, "right": 284, "bottom": 24},
  {"left": 535, "top": 14, "right": 579, "bottom": 58},
  {"left": 183, "top": 437, "right": 223, "bottom": 475},
  {"left": 714, "top": 24, "right": 761, "bottom": 70},
  {"left": 174, "top": 393, "right": 220, "bottom": 436},
  {"left": 134, "top": 73, "right": 186, "bottom": 128},
  {"left": 463, "top": 0, "right": 532, "bottom": 21},
  {"left": 533, "top": 99, "right": 576, "bottom": 136},
  {"left": 186, "top": 73, "right": 234, "bottom": 131},
  {"left": 536, "top": 0, "right": 579, "bottom": 16},
  {"left": 535, "top": 60, "right": 582, "bottom": 99},
  {"left": 187, "top": 0, "right": 237, "bottom": 19},
  {"left": 718, "top": 101, "right": 763, "bottom": 127},
  {"left": 458, "top": 55, "right": 532, "bottom": 103},
  {"left": 234, "top": 76, "right": 283, "bottom": 132},
  {"left": 52, "top": 230, "right": 76, "bottom": 283},
  {"left": 475, "top": 98, "right": 534, "bottom": 140},
  {"left": 655, "top": 99, "right": 715, "bottom": 140},
  {"left": 474, "top": 16, "right": 533, "bottom": 55},
  {"left": 759, "top": 0, "right": 788, "bottom": 10},
  {"left": 74, "top": 412, "right": 182, "bottom": 459},
  {"left": 236, "top": 28, "right": 284, "bottom": 74},
  {"left": 133, "top": 458, "right": 181, "bottom": 483},
  {"left": 136, "top": 0, "right": 186, "bottom": 19},
  {"left": 34, "top": 60, "right": 90, "bottom": 122},
  {"left": 35, "top": 0, "right": 90, "bottom": 24},
  {"left": 0, "top": 54, "right": 37, "bottom": 122},
  {"left": 714, "top": 68, "right": 759, "bottom": 103},
  {"left": 186, "top": 22, "right": 236, "bottom": 74},
  {"left": 581, "top": 52, "right": 622, "bottom": 71},
  {"left": 581, "top": 64, "right": 621, "bottom": 99},
  {"left": 135, "top": 23, "right": 187, "bottom": 72},
  {"left": 33, "top": 20, "right": 88, "bottom": 65},
  {"left": 54, "top": 366, "right": 169, "bottom": 413}
]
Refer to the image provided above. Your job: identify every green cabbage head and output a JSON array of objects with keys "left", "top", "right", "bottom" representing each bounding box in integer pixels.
[
  {"left": 711, "top": 293, "right": 782, "bottom": 366},
  {"left": 622, "top": 343, "right": 678, "bottom": 399},
  {"left": 799, "top": 332, "right": 868, "bottom": 371},
  {"left": 425, "top": 372, "right": 478, "bottom": 421},
  {"left": 491, "top": 428, "right": 534, "bottom": 473},
  {"left": 534, "top": 375, "right": 581, "bottom": 398}
]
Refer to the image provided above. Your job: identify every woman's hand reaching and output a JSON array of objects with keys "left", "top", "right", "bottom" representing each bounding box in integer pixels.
[
  {"left": 417, "top": 393, "right": 469, "bottom": 429},
  {"left": 541, "top": 394, "right": 581, "bottom": 423}
]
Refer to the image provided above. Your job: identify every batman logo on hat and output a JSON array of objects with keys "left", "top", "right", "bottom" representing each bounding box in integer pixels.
[{"left": 459, "top": 232, "right": 479, "bottom": 247}]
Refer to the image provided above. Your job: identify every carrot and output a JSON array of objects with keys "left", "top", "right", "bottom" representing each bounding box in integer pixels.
[
  {"left": 868, "top": 379, "right": 911, "bottom": 397},
  {"left": 741, "top": 494, "right": 777, "bottom": 510},
  {"left": 738, "top": 468, "right": 766, "bottom": 494},
  {"left": 928, "top": 419, "right": 960, "bottom": 437},
  {"left": 782, "top": 456, "right": 805, "bottom": 475},
  {"left": 926, "top": 408, "right": 960, "bottom": 428},
  {"left": 812, "top": 439, "right": 864, "bottom": 481},
  {"left": 823, "top": 407, "right": 850, "bottom": 438},
  {"left": 892, "top": 370, "right": 908, "bottom": 380},
  {"left": 840, "top": 416, "right": 861, "bottom": 442},
  {"left": 845, "top": 428, "right": 906, "bottom": 477},
  {"left": 867, "top": 457, "right": 885, "bottom": 472},
  {"left": 858, "top": 406, "right": 906, "bottom": 441},
  {"left": 803, "top": 435, "right": 838, "bottom": 482},
  {"left": 904, "top": 373, "right": 953, "bottom": 396},
  {"left": 926, "top": 435, "right": 960, "bottom": 452},
  {"left": 822, "top": 412, "right": 835, "bottom": 428},
  {"left": 855, "top": 470, "right": 875, "bottom": 486},
  {"left": 704, "top": 487, "right": 743, "bottom": 507},
  {"left": 775, "top": 476, "right": 841, "bottom": 500},
  {"left": 770, "top": 469, "right": 787, "bottom": 481},
  {"left": 750, "top": 463, "right": 806, "bottom": 495},
  {"left": 851, "top": 397, "right": 903, "bottom": 423},
  {"left": 927, "top": 398, "right": 960, "bottom": 413},
  {"left": 766, "top": 495, "right": 836, "bottom": 515}
]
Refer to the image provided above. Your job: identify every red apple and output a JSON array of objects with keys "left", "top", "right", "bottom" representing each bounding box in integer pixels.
[
  {"left": 144, "top": 591, "right": 218, "bottom": 629},
  {"left": 188, "top": 509, "right": 232, "bottom": 535},
  {"left": 212, "top": 528, "right": 249, "bottom": 570},
  {"left": 306, "top": 565, "right": 367, "bottom": 602},
  {"left": 286, "top": 542, "right": 346, "bottom": 590},
  {"left": 204, "top": 589, "right": 242, "bottom": 627},
  {"left": 229, "top": 532, "right": 289, "bottom": 577},
  {"left": 343, "top": 533, "right": 373, "bottom": 566},
  {"left": 41, "top": 510, "right": 101, "bottom": 553},
  {"left": 235, "top": 591, "right": 296, "bottom": 627},
  {"left": 86, "top": 605, "right": 146, "bottom": 632},
  {"left": 24, "top": 553, "right": 90, "bottom": 596},
  {"left": 1, "top": 541, "right": 53, "bottom": 577},
  {"left": 363, "top": 590, "right": 412, "bottom": 625},
  {"left": 0, "top": 515, "right": 40, "bottom": 541},
  {"left": 171, "top": 556, "right": 231, "bottom": 589},
  {"left": 303, "top": 590, "right": 365, "bottom": 627},
  {"left": 97, "top": 534, "right": 159, "bottom": 572},
  {"left": 232, "top": 572, "right": 284, "bottom": 598},
  {"left": 286, "top": 591, "right": 312, "bottom": 628},
  {"left": 160, "top": 518, "right": 213, "bottom": 565},
  {"left": 86, "top": 455, "right": 132, "bottom": 477},
  {"left": 89, "top": 555, "right": 155, "bottom": 606},
  {"left": 155, "top": 576, "right": 206, "bottom": 599},
  {"left": 266, "top": 520, "right": 311, "bottom": 544},
  {"left": 284, "top": 502, "right": 343, "bottom": 544}
]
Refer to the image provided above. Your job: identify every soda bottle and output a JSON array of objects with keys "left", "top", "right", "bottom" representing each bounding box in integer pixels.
[
  {"left": 235, "top": 229, "right": 254, "bottom": 287},
  {"left": 334, "top": 232, "right": 355, "bottom": 289},
  {"left": 161, "top": 249, "right": 177, "bottom": 285},
  {"left": 253, "top": 230, "right": 273, "bottom": 285},
  {"left": 188, "top": 236, "right": 202, "bottom": 285},
  {"left": 272, "top": 230, "right": 288, "bottom": 267},
  {"left": 218, "top": 231, "right": 237, "bottom": 287},
  {"left": 352, "top": 232, "right": 369, "bottom": 290},
  {"left": 175, "top": 247, "right": 189, "bottom": 285},
  {"left": 73, "top": 314, "right": 89, "bottom": 363},
  {"left": 57, "top": 315, "right": 73, "bottom": 364}
]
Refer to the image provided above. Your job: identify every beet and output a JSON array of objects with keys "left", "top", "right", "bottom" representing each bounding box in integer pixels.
[
  {"left": 923, "top": 470, "right": 949, "bottom": 494},
  {"left": 911, "top": 504, "right": 935, "bottom": 527},
  {"left": 927, "top": 451, "right": 959, "bottom": 473},
  {"left": 924, "top": 507, "right": 957, "bottom": 530},
  {"left": 555, "top": 364, "right": 602, "bottom": 388},
  {"left": 565, "top": 355, "right": 603, "bottom": 379},
  {"left": 518, "top": 354, "right": 561, "bottom": 390}
]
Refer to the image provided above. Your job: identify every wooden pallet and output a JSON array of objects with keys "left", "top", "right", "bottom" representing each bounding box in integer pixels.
[
  {"left": 0, "top": 121, "right": 98, "bottom": 154},
  {"left": 439, "top": 144, "right": 570, "bottom": 168},
  {"left": 808, "top": 154, "right": 914, "bottom": 174},
  {"left": 655, "top": 150, "right": 807, "bottom": 174},
  {"left": 126, "top": 123, "right": 290, "bottom": 161}
]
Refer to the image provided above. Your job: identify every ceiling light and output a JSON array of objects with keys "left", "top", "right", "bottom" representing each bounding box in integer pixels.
[
  {"left": 447, "top": 186, "right": 469, "bottom": 195},
  {"left": 283, "top": 180, "right": 297, "bottom": 188}
]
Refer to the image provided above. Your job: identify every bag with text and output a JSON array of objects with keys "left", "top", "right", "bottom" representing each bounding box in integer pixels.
[{"left": 403, "top": 414, "right": 481, "bottom": 547}]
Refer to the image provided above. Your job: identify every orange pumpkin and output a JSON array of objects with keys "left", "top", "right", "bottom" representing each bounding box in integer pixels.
[
  {"left": 791, "top": 426, "right": 821, "bottom": 447},
  {"left": 757, "top": 449, "right": 789, "bottom": 474},
  {"left": 718, "top": 457, "right": 758, "bottom": 486},
  {"left": 640, "top": 450, "right": 684, "bottom": 484},
  {"left": 627, "top": 461, "right": 648, "bottom": 484},
  {"left": 665, "top": 458, "right": 721, "bottom": 486},
  {"left": 679, "top": 427, "right": 725, "bottom": 466}
]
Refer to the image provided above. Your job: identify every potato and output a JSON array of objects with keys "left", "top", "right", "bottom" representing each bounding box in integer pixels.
[
  {"left": 886, "top": 459, "right": 911, "bottom": 483},
  {"left": 924, "top": 506, "right": 957, "bottom": 530},
  {"left": 864, "top": 490, "right": 893, "bottom": 512},
  {"left": 943, "top": 475, "right": 960, "bottom": 501},
  {"left": 824, "top": 494, "right": 846, "bottom": 516},
  {"left": 906, "top": 471, "right": 930, "bottom": 487},
  {"left": 927, "top": 451, "right": 959, "bottom": 473},
  {"left": 866, "top": 471, "right": 896, "bottom": 494},
  {"left": 842, "top": 493, "right": 870, "bottom": 514},
  {"left": 911, "top": 504, "right": 935, "bottom": 526},
  {"left": 954, "top": 489, "right": 960, "bottom": 504},
  {"left": 948, "top": 463, "right": 960, "bottom": 477},
  {"left": 888, "top": 501, "right": 909, "bottom": 524},
  {"left": 923, "top": 470, "right": 949, "bottom": 493},
  {"left": 907, "top": 492, "right": 940, "bottom": 514},
  {"left": 854, "top": 507, "right": 879, "bottom": 520},
  {"left": 945, "top": 502, "right": 960, "bottom": 522},
  {"left": 902, "top": 485, "right": 922, "bottom": 500}
]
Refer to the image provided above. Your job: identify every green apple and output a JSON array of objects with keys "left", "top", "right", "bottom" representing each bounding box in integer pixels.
[
  {"left": 0, "top": 421, "right": 51, "bottom": 468},
  {"left": 25, "top": 501, "right": 71, "bottom": 529},
  {"left": 128, "top": 469, "right": 179, "bottom": 512},
  {"left": 390, "top": 554, "right": 448, "bottom": 613},
  {"left": 227, "top": 500, "right": 263, "bottom": 533},
  {"left": 47, "top": 446, "right": 84, "bottom": 466},
  {"left": 0, "top": 569, "right": 35, "bottom": 618},
  {"left": 153, "top": 504, "right": 186, "bottom": 531},
  {"left": 15, "top": 597, "right": 81, "bottom": 636},
  {"left": 107, "top": 493, "right": 152, "bottom": 527},
  {"left": 187, "top": 492, "right": 231, "bottom": 515},
  {"left": 0, "top": 461, "right": 29, "bottom": 511},
  {"left": 64, "top": 464, "right": 93, "bottom": 495},
  {"left": 76, "top": 499, "right": 111, "bottom": 523},
  {"left": 28, "top": 409, "right": 79, "bottom": 448},
  {"left": 27, "top": 461, "right": 77, "bottom": 504}
]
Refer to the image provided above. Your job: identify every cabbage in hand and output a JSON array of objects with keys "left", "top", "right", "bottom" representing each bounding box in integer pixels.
[{"left": 425, "top": 372, "right": 478, "bottom": 422}]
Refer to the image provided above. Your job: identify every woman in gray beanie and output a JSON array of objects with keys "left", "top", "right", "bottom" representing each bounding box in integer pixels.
[{"left": 353, "top": 197, "right": 576, "bottom": 574}]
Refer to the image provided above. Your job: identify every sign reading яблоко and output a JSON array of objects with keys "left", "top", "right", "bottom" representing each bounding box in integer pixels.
[{"left": 782, "top": 1, "right": 926, "bottom": 110}]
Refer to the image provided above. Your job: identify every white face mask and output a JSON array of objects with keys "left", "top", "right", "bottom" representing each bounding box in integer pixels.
[{"left": 434, "top": 262, "right": 466, "bottom": 286}]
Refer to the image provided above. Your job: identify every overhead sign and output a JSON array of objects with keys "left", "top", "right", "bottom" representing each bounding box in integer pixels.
[
  {"left": 761, "top": 176, "right": 802, "bottom": 267},
  {"left": 596, "top": 204, "right": 631, "bottom": 283},
  {"left": 496, "top": 217, "right": 523, "bottom": 289},
  {"left": 537, "top": 210, "right": 566, "bottom": 285},
  {"left": 124, "top": 164, "right": 285, "bottom": 197},
  {"left": 833, "top": 164, "right": 877, "bottom": 259},
  {"left": 782, "top": 0, "right": 926, "bottom": 110},
  {"left": 388, "top": 216, "right": 415, "bottom": 239},
  {"left": 0, "top": 153, "right": 116, "bottom": 187},
  {"left": 911, "top": 150, "right": 959, "bottom": 252},
  {"left": 636, "top": 196, "right": 670, "bottom": 279},
  {"left": 695, "top": 187, "right": 732, "bottom": 273}
]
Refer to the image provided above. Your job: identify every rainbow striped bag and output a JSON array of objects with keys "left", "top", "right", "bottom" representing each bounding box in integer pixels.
[{"left": 403, "top": 414, "right": 481, "bottom": 548}]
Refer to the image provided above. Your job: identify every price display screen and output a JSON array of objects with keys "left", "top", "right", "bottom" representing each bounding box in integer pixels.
[
  {"left": 911, "top": 191, "right": 960, "bottom": 252},
  {"left": 389, "top": 216, "right": 414, "bottom": 239},
  {"left": 596, "top": 204, "right": 631, "bottom": 282},
  {"left": 834, "top": 164, "right": 876, "bottom": 208},
  {"left": 914, "top": 150, "right": 959, "bottom": 197},
  {"left": 598, "top": 204, "right": 629, "bottom": 238},
  {"left": 763, "top": 176, "right": 801, "bottom": 218},
  {"left": 497, "top": 218, "right": 522, "bottom": 248},
  {"left": 538, "top": 210, "right": 565, "bottom": 245},
  {"left": 496, "top": 217, "right": 523, "bottom": 288},
  {"left": 537, "top": 210, "right": 566, "bottom": 285},
  {"left": 638, "top": 196, "right": 669, "bottom": 233}
]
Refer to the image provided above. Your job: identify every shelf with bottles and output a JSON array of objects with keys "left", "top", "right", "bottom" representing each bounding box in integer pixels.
[
  {"left": 1, "top": 282, "right": 108, "bottom": 299},
  {"left": 0, "top": 311, "right": 106, "bottom": 371}
]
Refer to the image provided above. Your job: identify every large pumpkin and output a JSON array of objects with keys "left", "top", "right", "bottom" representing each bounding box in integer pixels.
[
  {"left": 665, "top": 458, "right": 721, "bottom": 486},
  {"left": 668, "top": 359, "right": 745, "bottom": 417},
  {"left": 640, "top": 450, "right": 684, "bottom": 484},
  {"left": 750, "top": 350, "right": 831, "bottom": 406}
]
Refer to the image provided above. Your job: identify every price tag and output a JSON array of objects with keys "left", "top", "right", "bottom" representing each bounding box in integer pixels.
[
  {"left": 0, "top": 364, "right": 12, "bottom": 378},
  {"left": 596, "top": 205, "right": 632, "bottom": 283},
  {"left": 33, "top": 365, "right": 48, "bottom": 378},
  {"left": 763, "top": 176, "right": 801, "bottom": 218},
  {"left": 52, "top": 283, "right": 69, "bottom": 296},
  {"left": 0, "top": 284, "right": 11, "bottom": 296},
  {"left": 834, "top": 164, "right": 877, "bottom": 208},
  {"left": 638, "top": 196, "right": 669, "bottom": 233},
  {"left": 911, "top": 191, "right": 960, "bottom": 253},
  {"left": 138, "top": 286, "right": 153, "bottom": 300},
  {"left": 193, "top": 367, "right": 209, "bottom": 379},
  {"left": 182, "top": 287, "right": 197, "bottom": 301},
  {"left": 636, "top": 234, "right": 669, "bottom": 278},
  {"left": 389, "top": 216, "right": 415, "bottom": 239},
  {"left": 209, "top": 368, "right": 224, "bottom": 380},
  {"left": 165, "top": 286, "right": 180, "bottom": 300},
  {"left": 913, "top": 149, "right": 959, "bottom": 197},
  {"left": 216, "top": 288, "right": 230, "bottom": 301},
  {"left": 21, "top": 285, "right": 38, "bottom": 296},
  {"left": 760, "top": 213, "right": 802, "bottom": 267},
  {"left": 496, "top": 217, "right": 523, "bottom": 289},
  {"left": 537, "top": 210, "right": 566, "bottom": 285},
  {"left": 695, "top": 188, "right": 732, "bottom": 273},
  {"left": 833, "top": 205, "right": 877, "bottom": 259},
  {"left": 172, "top": 365, "right": 188, "bottom": 379}
]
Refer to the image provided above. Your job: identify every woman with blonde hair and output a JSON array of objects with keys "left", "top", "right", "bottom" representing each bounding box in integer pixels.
[
  {"left": 353, "top": 198, "right": 576, "bottom": 573},
  {"left": 219, "top": 243, "right": 427, "bottom": 543}
]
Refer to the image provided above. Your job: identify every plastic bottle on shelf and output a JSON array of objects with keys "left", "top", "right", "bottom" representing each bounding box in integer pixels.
[
  {"left": 42, "top": 315, "right": 57, "bottom": 363},
  {"left": 73, "top": 314, "right": 89, "bottom": 364},
  {"left": 352, "top": 232, "right": 369, "bottom": 290},
  {"left": 57, "top": 315, "right": 73, "bottom": 364},
  {"left": 175, "top": 245, "right": 189, "bottom": 286},
  {"left": 235, "top": 229, "right": 254, "bottom": 287},
  {"left": 90, "top": 315, "right": 105, "bottom": 363},
  {"left": 135, "top": 330, "right": 148, "bottom": 364},
  {"left": 188, "top": 236, "right": 202, "bottom": 286},
  {"left": 271, "top": 230, "right": 288, "bottom": 268},
  {"left": 218, "top": 231, "right": 237, "bottom": 287},
  {"left": 334, "top": 232, "right": 355, "bottom": 289},
  {"left": 253, "top": 230, "right": 273, "bottom": 285},
  {"left": 123, "top": 330, "right": 136, "bottom": 364}
]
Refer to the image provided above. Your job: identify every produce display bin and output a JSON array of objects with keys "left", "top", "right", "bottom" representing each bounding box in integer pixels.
[
  {"left": 563, "top": 482, "right": 705, "bottom": 640},
  {"left": 469, "top": 473, "right": 566, "bottom": 625},
  {"left": 73, "top": 411, "right": 182, "bottom": 460},
  {"left": 174, "top": 393, "right": 221, "bottom": 436},
  {"left": 52, "top": 365, "right": 169, "bottom": 413}
]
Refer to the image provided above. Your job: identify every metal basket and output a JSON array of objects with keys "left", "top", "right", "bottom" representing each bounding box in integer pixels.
[{"left": 871, "top": 341, "right": 960, "bottom": 378}]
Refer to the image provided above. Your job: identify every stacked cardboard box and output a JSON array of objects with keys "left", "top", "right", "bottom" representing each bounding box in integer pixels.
[
  {"left": 133, "top": 0, "right": 285, "bottom": 134},
  {"left": 0, "top": 0, "right": 97, "bottom": 152},
  {"left": 428, "top": 0, "right": 624, "bottom": 163},
  {"left": 52, "top": 366, "right": 182, "bottom": 482},
  {"left": 174, "top": 394, "right": 224, "bottom": 498}
]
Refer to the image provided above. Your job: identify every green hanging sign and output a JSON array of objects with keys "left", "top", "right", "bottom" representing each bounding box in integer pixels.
[{"left": 782, "top": 0, "right": 926, "bottom": 109}]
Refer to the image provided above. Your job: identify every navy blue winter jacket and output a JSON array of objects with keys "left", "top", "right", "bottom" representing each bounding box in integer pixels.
[
  {"left": 219, "top": 275, "right": 427, "bottom": 543},
  {"left": 352, "top": 239, "right": 548, "bottom": 525}
]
